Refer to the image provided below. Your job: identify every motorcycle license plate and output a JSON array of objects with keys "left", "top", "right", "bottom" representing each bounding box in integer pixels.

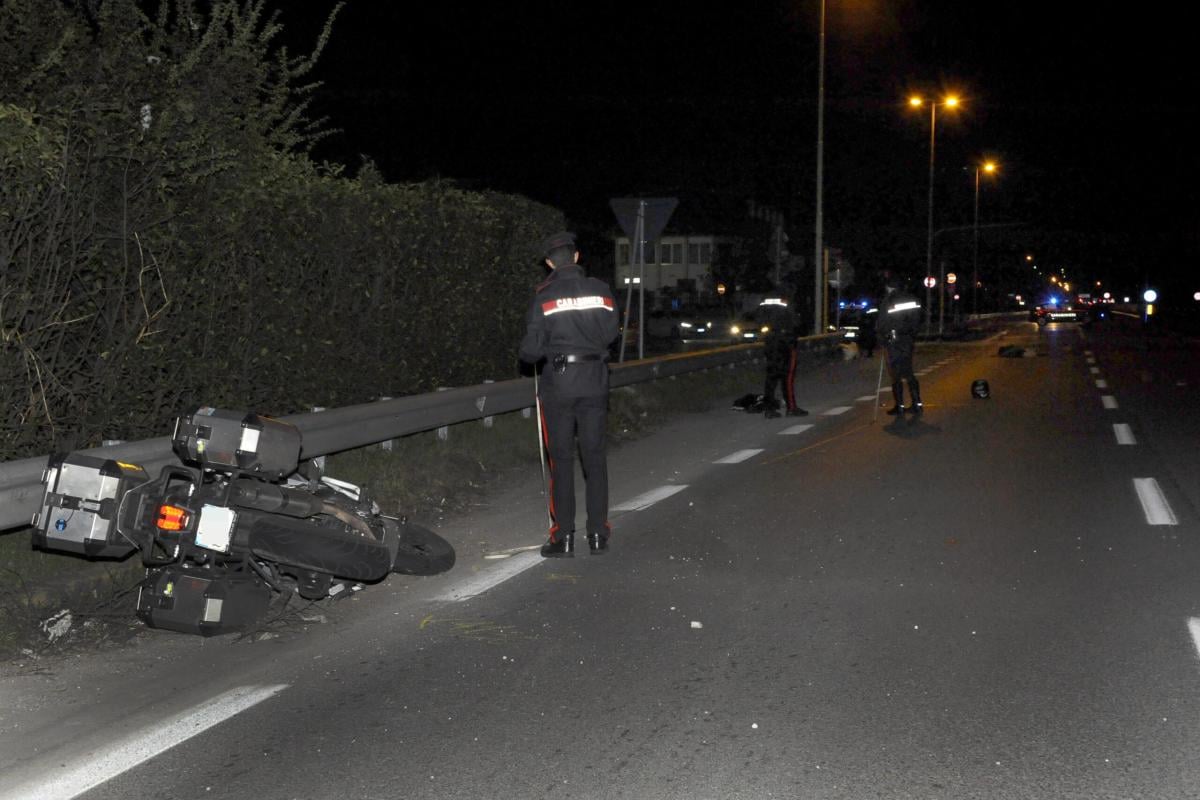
[{"left": 195, "top": 504, "right": 237, "bottom": 552}]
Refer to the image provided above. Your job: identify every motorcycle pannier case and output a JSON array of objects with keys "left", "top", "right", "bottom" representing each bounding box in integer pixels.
[
  {"left": 173, "top": 407, "right": 301, "bottom": 479},
  {"left": 136, "top": 566, "right": 271, "bottom": 636},
  {"left": 33, "top": 453, "right": 148, "bottom": 558}
]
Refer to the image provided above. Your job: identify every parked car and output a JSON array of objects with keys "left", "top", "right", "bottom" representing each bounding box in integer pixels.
[{"left": 644, "top": 308, "right": 723, "bottom": 341}]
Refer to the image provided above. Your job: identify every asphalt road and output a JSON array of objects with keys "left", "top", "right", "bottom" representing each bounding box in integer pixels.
[{"left": 2, "top": 320, "right": 1198, "bottom": 800}]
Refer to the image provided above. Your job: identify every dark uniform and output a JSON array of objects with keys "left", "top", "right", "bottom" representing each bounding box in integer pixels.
[
  {"left": 876, "top": 288, "right": 923, "bottom": 415},
  {"left": 759, "top": 298, "right": 807, "bottom": 418},
  {"left": 519, "top": 232, "right": 620, "bottom": 557}
]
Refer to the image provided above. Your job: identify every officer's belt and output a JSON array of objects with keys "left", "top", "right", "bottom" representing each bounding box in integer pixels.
[{"left": 556, "top": 353, "right": 605, "bottom": 363}]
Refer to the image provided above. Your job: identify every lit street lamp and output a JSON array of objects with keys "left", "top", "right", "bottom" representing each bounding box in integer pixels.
[
  {"left": 909, "top": 93, "right": 961, "bottom": 335},
  {"left": 972, "top": 160, "right": 997, "bottom": 315}
]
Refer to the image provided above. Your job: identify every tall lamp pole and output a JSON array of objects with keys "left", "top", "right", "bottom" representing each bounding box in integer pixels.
[
  {"left": 812, "top": 0, "right": 826, "bottom": 336},
  {"left": 972, "top": 160, "right": 997, "bottom": 316},
  {"left": 909, "top": 94, "right": 959, "bottom": 335}
]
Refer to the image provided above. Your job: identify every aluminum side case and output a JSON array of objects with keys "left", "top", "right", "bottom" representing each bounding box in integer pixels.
[{"left": 34, "top": 453, "right": 149, "bottom": 558}]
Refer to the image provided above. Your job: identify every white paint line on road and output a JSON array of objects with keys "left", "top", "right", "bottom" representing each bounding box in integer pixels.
[
  {"left": 1187, "top": 618, "right": 1200, "bottom": 663},
  {"left": 823, "top": 406, "right": 852, "bottom": 416},
  {"left": 1, "top": 684, "right": 289, "bottom": 800},
  {"left": 714, "top": 449, "right": 763, "bottom": 464},
  {"left": 1102, "top": 395, "right": 1118, "bottom": 409},
  {"left": 779, "top": 423, "right": 815, "bottom": 435},
  {"left": 854, "top": 395, "right": 876, "bottom": 403},
  {"left": 1086, "top": 356, "right": 1096, "bottom": 364},
  {"left": 611, "top": 484, "right": 689, "bottom": 512},
  {"left": 916, "top": 369, "right": 933, "bottom": 375},
  {"left": 1084, "top": 350, "right": 1094, "bottom": 356},
  {"left": 1113, "top": 424, "right": 1137, "bottom": 445},
  {"left": 1089, "top": 366, "right": 1100, "bottom": 374},
  {"left": 437, "top": 551, "right": 542, "bottom": 601},
  {"left": 1095, "top": 379, "right": 1108, "bottom": 388},
  {"left": 1133, "top": 478, "right": 1178, "bottom": 525}
]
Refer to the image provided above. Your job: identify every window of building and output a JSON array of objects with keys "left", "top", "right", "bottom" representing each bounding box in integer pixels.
[
  {"left": 700, "top": 243, "right": 713, "bottom": 264},
  {"left": 671, "top": 243, "right": 683, "bottom": 264},
  {"left": 660, "top": 242, "right": 673, "bottom": 264}
]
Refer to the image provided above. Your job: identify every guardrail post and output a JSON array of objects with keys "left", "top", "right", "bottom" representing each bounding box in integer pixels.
[
  {"left": 377, "top": 397, "right": 393, "bottom": 450},
  {"left": 311, "top": 407, "right": 326, "bottom": 471},
  {"left": 481, "top": 380, "right": 494, "bottom": 429},
  {"left": 436, "top": 388, "right": 450, "bottom": 441}
]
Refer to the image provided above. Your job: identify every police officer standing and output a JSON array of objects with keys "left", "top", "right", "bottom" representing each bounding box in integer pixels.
[
  {"left": 758, "top": 296, "right": 808, "bottom": 419},
  {"left": 876, "top": 272, "right": 923, "bottom": 415},
  {"left": 519, "top": 232, "right": 620, "bottom": 557}
]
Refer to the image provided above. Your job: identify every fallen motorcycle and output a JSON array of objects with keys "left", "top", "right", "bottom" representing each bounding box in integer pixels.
[{"left": 32, "top": 407, "right": 454, "bottom": 636}]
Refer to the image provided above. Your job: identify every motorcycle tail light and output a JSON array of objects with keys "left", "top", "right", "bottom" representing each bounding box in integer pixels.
[{"left": 156, "top": 504, "right": 188, "bottom": 531}]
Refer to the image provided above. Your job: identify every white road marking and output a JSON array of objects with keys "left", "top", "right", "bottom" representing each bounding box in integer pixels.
[
  {"left": 1133, "top": 478, "right": 1178, "bottom": 525},
  {"left": 1089, "top": 366, "right": 1100, "bottom": 374},
  {"left": 1187, "top": 618, "right": 1200, "bottom": 662},
  {"left": 714, "top": 449, "right": 763, "bottom": 464},
  {"left": 1, "top": 684, "right": 289, "bottom": 800},
  {"left": 823, "top": 406, "right": 852, "bottom": 416},
  {"left": 916, "top": 369, "right": 933, "bottom": 375},
  {"left": 1113, "top": 424, "right": 1136, "bottom": 445},
  {"left": 1101, "top": 395, "right": 1118, "bottom": 409},
  {"left": 1095, "top": 379, "right": 1108, "bottom": 388},
  {"left": 612, "top": 484, "right": 689, "bottom": 512},
  {"left": 436, "top": 551, "right": 542, "bottom": 601},
  {"left": 1086, "top": 356, "right": 1096, "bottom": 365},
  {"left": 1084, "top": 350, "right": 1094, "bottom": 356},
  {"left": 854, "top": 395, "right": 876, "bottom": 403},
  {"left": 779, "top": 423, "right": 815, "bottom": 435}
]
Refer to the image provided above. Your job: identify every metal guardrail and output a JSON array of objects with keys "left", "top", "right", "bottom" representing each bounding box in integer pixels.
[{"left": 0, "top": 335, "right": 842, "bottom": 532}]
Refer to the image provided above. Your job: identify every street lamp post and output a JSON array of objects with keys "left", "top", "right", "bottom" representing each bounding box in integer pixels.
[
  {"left": 972, "top": 160, "right": 997, "bottom": 316},
  {"left": 909, "top": 94, "right": 959, "bottom": 335},
  {"left": 813, "top": 0, "right": 827, "bottom": 337}
]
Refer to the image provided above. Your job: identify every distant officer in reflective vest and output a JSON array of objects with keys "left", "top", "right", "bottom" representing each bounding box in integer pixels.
[
  {"left": 519, "top": 232, "right": 620, "bottom": 557},
  {"left": 876, "top": 273, "right": 923, "bottom": 415},
  {"left": 758, "top": 296, "right": 808, "bottom": 419}
]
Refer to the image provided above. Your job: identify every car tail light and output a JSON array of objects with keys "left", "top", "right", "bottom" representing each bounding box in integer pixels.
[{"left": 156, "top": 504, "right": 188, "bottom": 531}]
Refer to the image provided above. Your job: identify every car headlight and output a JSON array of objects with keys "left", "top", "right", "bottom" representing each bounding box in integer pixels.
[
  {"left": 730, "top": 324, "right": 741, "bottom": 335},
  {"left": 680, "top": 322, "right": 693, "bottom": 329}
]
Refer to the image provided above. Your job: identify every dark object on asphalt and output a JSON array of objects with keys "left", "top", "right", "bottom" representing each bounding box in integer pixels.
[
  {"left": 732, "top": 393, "right": 765, "bottom": 413},
  {"left": 998, "top": 345, "right": 1026, "bottom": 358},
  {"left": 972, "top": 379, "right": 991, "bottom": 399}
]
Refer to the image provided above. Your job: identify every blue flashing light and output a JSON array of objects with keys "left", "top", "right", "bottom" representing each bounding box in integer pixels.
[{"left": 1048, "top": 296, "right": 1059, "bottom": 306}]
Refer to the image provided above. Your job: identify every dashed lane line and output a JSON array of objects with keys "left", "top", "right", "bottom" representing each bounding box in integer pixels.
[
  {"left": 437, "top": 551, "right": 543, "bottom": 600},
  {"left": 1188, "top": 618, "right": 1200, "bottom": 663},
  {"left": 1102, "top": 395, "right": 1118, "bottom": 410},
  {"left": 854, "top": 395, "right": 876, "bottom": 403},
  {"left": 1089, "top": 366, "right": 1100, "bottom": 375},
  {"left": 714, "top": 449, "right": 764, "bottom": 464},
  {"left": 0, "top": 684, "right": 289, "bottom": 800},
  {"left": 823, "top": 406, "right": 852, "bottom": 416},
  {"left": 1113, "top": 424, "right": 1136, "bottom": 445},
  {"left": 1096, "top": 379, "right": 1108, "bottom": 389},
  {"left": 611, "top": 484, "right": 689, "bottom": 512},
  {"left": 779, "top": 424, "right": 815, "bottom": 435},
  {"left": 1133, "top": 478, "right": 1178, "bottom": 525}
]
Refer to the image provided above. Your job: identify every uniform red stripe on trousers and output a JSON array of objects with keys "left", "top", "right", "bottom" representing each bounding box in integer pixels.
[{"left": 537, "top": 399, "right": 560, "bottom": 539}]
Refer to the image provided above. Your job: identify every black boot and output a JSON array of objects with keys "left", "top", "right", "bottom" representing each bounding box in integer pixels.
[
  {"left": 886, "top": 381, "right": 905, "bottom": 415},
  {"left": 909, "top": 380, "right": 923, "bottom": 415},
  {"left": 587, "top": 531, "right": 609, "bottom": 555},
  {"left": 540, "top": 532, "right": 574, "bottom": 558}
]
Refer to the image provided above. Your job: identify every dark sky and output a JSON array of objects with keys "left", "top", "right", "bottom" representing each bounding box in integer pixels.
[{"left": 272, "top": 1, "right": 1199, "bottom": 296}]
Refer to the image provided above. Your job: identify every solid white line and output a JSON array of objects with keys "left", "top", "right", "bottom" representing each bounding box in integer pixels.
[
  {"left": 823, "top": 406, "right": 852, "bottom": 416},
  {"left": 436, "top": 551, "right": 542, "bottom": 601},
  {"left": 1095, "top": 379, "right": 1108, "bottom": 388},
  {"left": 1113, "top": 423, "right": 1136, "bottom": 445},
  {"left": 2, "top": 684, "right": 289, "bottom": 800},
  {"left": 854, "top": 395, "right": 876, "bottom": 403},
  {"left": 1089, "top": 366, "right": 1100, "bottom": 374},
  {"left": 714, "top": 449, "right": 763, "bottom": 464},
  {"left": 1101, "top": 395, "right": 1118, "bottom": 409},
  {"left": 1188, "top": 618, "right": 1200, "bottom": 663},
  {"left": 779, "top": 424, "right": 815, "bottom": 435},
  {"left": 1133, "top": 478, "right": 1178, "bottom": 525},
  {"left": 611, "top": 484, "right": 688, "bottom": 512}
]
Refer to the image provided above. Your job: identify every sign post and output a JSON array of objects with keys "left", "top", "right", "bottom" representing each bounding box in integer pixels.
[{"left": 610, "top": 197, "right": 677, "bottom": 360}]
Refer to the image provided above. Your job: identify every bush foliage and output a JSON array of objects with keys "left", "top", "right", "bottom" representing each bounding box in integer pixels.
[{"left": 0, "top": 0, "right": 560, "bottom": 460}]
